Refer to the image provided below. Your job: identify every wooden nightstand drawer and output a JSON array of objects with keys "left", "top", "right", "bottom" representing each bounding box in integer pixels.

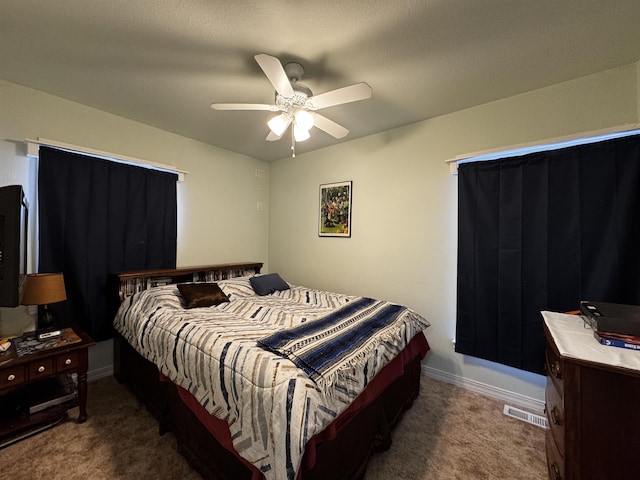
[
  {"left": 56, "top": 351, "right": 80, "bottom": 372},
  {"left": 0, "top": 365, "right": 26, "bottom": 389},
  {"left": 29, "top": 358, "right": 55, "bottom": 380}
]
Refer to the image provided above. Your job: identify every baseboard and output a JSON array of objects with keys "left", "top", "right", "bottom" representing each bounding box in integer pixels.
[
  {"left": 87, "top": 365, "right": 114, "bottom": 382},
  {"left": 421, "top": 365, "right": 545, "bottom": 414}
]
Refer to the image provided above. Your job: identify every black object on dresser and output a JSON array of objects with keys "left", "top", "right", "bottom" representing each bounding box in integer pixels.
[{"left": 543, "top": 312, "right": 640, "bottom": 480}]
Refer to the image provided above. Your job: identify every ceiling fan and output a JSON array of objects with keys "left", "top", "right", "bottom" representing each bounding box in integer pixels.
[{"left": 211, "top": 53, "right": 372, "bottom": 156}]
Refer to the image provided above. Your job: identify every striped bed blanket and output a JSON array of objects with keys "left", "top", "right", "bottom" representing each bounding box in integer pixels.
[
  {"left": 258, "top": 297, "right": 409, "bottom": 388},
  {"left": 114, "top": 277, "right": 429, "bottom": 480}
]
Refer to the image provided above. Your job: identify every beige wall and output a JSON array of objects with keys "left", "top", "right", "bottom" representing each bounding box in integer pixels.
[
  {"left": 268, "top": 63, "right": 639, "bottom": 404},
  {"left": 1, "top": 62, "right": 637, "bottom": 401},
  {"left": 0, "top": 79, "right": 269, "bottom": 370}
]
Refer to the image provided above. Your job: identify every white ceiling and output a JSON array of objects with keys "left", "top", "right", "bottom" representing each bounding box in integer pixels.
[{"left": 2, "top": 1, "right": 640, "bottom": 162}]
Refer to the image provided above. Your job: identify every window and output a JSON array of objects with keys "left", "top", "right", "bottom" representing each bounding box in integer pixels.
[
  {"left": 455, "top": 133, "right": 640, "bottom": 374},
  {"left": 37, "top": 146, "right": 178, "bottom": 341}
]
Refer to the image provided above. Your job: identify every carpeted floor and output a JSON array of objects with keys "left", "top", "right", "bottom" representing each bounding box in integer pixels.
[
  {"left": 365, "top": 376, "right": 546, "bottom": 480},
  {"left": 0, "top": 375, "right": 546, "bottom": 479}
]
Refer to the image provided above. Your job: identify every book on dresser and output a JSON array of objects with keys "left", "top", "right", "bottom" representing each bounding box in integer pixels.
[{"left": 594, "top": 330, "right": 640, "bottom": 351}]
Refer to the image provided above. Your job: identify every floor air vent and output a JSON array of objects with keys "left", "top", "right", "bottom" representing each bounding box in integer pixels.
[{"left": 503, "top": 404, "right": 548, "bottom": 429}]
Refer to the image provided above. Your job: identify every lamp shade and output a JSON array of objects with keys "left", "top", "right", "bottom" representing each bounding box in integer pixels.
[
  {"left": 21, "top": 273, "right": 67, "bottom": 306},
  {"left": 267, "top": 113, "right": 291, "bottom": 137},
  {"left": 294, "top": 110, "right": 314, "bottom": 131},
  {"left": 294, "top": 125, "right": 311, "bottom": 142}
]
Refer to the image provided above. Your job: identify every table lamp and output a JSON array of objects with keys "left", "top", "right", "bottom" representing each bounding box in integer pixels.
[{"left": 21, "top": 272, "right": 67, "bottom": 339}]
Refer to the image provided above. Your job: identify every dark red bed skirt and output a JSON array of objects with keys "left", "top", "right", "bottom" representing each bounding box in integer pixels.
[{"left": 172, "top": 332, "right": 430, "bottom": 479}]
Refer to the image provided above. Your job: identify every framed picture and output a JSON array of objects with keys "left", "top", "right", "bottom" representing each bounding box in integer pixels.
[{"left": 319, "top": 181, "right": 352, "bottom": 237}]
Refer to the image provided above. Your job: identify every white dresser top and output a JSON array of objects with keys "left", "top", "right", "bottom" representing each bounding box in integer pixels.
[{"left": 542, "top": 310, "right": 640, "bottom": 372}]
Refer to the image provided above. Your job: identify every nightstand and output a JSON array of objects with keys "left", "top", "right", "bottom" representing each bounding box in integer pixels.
[{"left": 0, "top": 325, "right": 95, "bottom": 446}]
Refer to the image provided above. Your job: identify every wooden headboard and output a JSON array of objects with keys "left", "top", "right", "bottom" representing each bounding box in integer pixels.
[{"left": 114, "top": 262, "right": 263, "bottom": 304}]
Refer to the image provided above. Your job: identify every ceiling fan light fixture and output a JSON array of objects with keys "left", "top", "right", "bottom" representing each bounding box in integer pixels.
[
  {"left": 293, "top": 125, "right": 311, "bottom": 142},
  {"left": 294, "top": 109, "right": 314, "bottom": 131},
  {"left": 268, "top": 113, "right": 291, "bottom": 137}
]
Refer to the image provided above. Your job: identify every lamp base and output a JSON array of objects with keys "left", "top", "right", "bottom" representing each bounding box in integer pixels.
[{"left": 37, "top": 306, "right": 61, "bottom": 340}]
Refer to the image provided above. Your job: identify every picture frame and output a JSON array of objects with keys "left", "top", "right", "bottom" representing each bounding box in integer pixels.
[{"left": 319, "top": 181, "right": 352, "bottom": 237}]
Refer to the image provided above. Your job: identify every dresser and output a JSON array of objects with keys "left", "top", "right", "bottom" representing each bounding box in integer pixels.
[{"left": 543, "top": 311, "right": 640, "bottom": 480}]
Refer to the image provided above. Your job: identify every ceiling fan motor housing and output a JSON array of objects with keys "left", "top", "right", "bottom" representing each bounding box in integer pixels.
[
  {"left": 275, "top": 82, "right": 313, "bottom": 110},
  {"left": 284, "top": 62, "right": 305, "bottom": 82}
]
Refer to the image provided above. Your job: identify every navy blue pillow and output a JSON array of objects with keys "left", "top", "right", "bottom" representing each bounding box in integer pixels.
[{"left": 249, "top": 273, "right": 290, "bottom": 296}]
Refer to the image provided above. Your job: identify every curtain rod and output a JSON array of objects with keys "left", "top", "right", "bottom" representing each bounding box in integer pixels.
[
  {"left": 444, "top": 123, "right": 640, "bottom": 174},
  {"left": 25, "top": 137, "right": 188, "bottom": 182}
]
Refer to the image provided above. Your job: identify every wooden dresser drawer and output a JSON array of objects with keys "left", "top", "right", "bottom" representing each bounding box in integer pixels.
[
  {"left": 546, "top": 345, "right": 564, "bottom": 391},
  {"left": 545, "top": 376, "right": 565, "bottom": 455},
  {"left": 29, "top": 358, "right": 55, "bottom": 380},
  {"left": 546, "top": 428, "right": 564, "bottom": 480},
  {"left": 0, "top": 365, "right": 27, "bottom": 389},
  {"left": 56, "top": 351, "right": 80, "bottom": 372}
]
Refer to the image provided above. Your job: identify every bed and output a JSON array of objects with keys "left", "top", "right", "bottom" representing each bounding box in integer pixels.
[{"left": 112, "top": 262, "right": 430, "bottom": 480}]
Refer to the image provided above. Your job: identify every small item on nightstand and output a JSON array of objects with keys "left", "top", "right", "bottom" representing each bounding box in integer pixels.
[
  {"left": 14, "top": 328, "right": 83, "bottom": 356},
  {"left": 37, "top": 328, "right": 62, "bottom": 341},
  {"left": 0, "top": 338, "right": 10, "bottom": 352}
]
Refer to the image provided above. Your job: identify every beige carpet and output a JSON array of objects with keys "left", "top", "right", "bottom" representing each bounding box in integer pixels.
[{"left": 0, "top": 375, "right": 546, "bottom": 479}]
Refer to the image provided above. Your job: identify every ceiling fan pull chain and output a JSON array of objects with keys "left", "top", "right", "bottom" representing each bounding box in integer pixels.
[{"left": 291, "top": 126, "right": 296, "bottom": 157}]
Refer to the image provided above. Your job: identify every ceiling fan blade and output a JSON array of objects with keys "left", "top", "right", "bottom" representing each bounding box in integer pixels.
[
  {"left": 211, "top": 103, "right": 277, "bottom": 111},
  {"left": 254, "top": 53, "right": 295, "bottom": 98},
  {"left": 313, "top": 113, "right": 349, "bottom": 139},
  {"left": 309, "top": 82, "right": 372, "bottom": 109}
]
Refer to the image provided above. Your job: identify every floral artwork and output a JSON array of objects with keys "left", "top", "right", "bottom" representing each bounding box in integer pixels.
[{"left": 319, "top": 181, "right": 352, "bottom": 237}]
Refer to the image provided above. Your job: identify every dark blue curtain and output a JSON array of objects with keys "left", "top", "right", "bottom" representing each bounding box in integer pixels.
[
  {"left": 38, "top": 147, "right": 177, "bottom": 341},
  {"left": 456, "top": 134, "right": 640, "bottom": 374}
]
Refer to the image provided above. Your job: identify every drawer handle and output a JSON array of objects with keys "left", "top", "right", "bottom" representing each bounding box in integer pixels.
[
  {"left": 551, "top": 462, "right": 562, "bottom": 480},
  {"left": 65, "top": 358, "right": 72, "bottom": 365},
  {"left": 7, "top": 374, "right": 15, "bottom": 381},
  {"left": 552, "top": 361, "right": 562, "bottom": 379},
  {"left": 551, "top": 406, "right": 562, "bottom": 426},
  {"left": 38, "top": 365, "right": 46, "bottom": 373}
]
